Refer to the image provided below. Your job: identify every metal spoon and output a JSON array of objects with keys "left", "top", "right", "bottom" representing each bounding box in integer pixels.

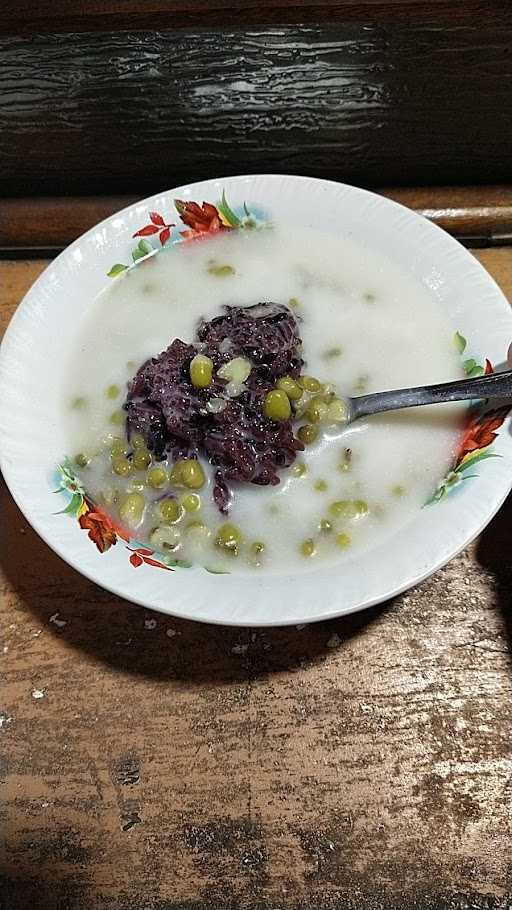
[{"left": 342, "top": 369, "right": 512, "bottom": 425}]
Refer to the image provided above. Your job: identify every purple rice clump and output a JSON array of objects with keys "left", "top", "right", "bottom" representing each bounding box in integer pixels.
[{"left": 124, "top": 303, "right": 305, "bottom": 512}]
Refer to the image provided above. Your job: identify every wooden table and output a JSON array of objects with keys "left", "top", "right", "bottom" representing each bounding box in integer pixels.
[{"left": 2, "top": 248, "right": 512, "bottom": 910}]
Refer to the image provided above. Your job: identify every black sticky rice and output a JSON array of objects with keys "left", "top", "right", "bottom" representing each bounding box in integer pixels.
[{"left": 124, "top": 303, "right": 305, "bottom": 512}]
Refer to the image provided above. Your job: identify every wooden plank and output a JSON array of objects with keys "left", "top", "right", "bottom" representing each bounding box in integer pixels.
[
  {"left": 1, "top": 251, "right": 512, "bottom": 908},
  {"left": 386, "top": 186, "right": 512, "bottom": 241},
  {"left": 0, "top": 197, "right": 138, "bottom": 251},
  {"left": 0, "top": 261, "right": 48, "bottom": 335},
  {"left": 1, "top": 19, "right": 512, "bottom": 197},
  {"left": 2, "top": 188, "right": 512, "bottom": 251},
  {"left": 0, "top": 0, "right": 506, "bottom": 34}
]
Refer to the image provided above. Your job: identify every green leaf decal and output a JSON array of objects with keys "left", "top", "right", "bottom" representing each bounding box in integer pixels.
[
  {"left": 425, "top": 487, "right": 445, "bottom": 505},
  {"left": 456, "top": 450, "right": 499, "bottom": 472},
  {"left": 132, "top": 238, "right": 152, "bottom": 262},
  {"left": 58, "top": 492, "right": 83, "bottom": 517},
  {"left": 217, "top": 191, "right": 241, "bottom": 228},
  {"left": 454, "top": 332, "right": 467, "bottom": 354},
  {"left": 461, "top": 357, "right": 485, "bottom": 377},
  {"left": 107, "top": 263, "right": 128, "bottom": 278}
]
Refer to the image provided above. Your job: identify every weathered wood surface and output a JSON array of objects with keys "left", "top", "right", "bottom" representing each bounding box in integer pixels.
[
  {"left": 1, "top": 0, "right": 506, "bottom": 34},
  {"left": 1, "top": 248, "right": 512, "bottom": 908},
  {"left": 2, "top": 187, "right": 512, "bottom": 251},
  {"left": 2, "top": 15, "right": 512, "bottom": 197}
]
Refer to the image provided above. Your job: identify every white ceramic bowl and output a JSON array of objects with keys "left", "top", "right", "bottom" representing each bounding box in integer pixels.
[{"left": 1, "top": 175, "right": 511, "bottom": 626}]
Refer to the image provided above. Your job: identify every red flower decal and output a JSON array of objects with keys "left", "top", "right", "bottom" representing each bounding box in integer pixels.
[
  {"left": 127, "top": 546, "right": 172, "bottom": 571},
  {"left": 133, "top": 224, "right": 159, "bottom": 237},
  {"left": 73, "top": 495, "right": 173, "bottom": 569},
  {"left": 457, "top": 408, "right": 508, "bottom": 464},
  {"left": 79, "top": 507, "right": 117, "bottom": 553},
  {"left": 175, "top": 200, "right": 230, "bottom": 239},
  {"left": 133, "top": 212, "right": 175, "bottom": 246},
  {"left": 78, "top": 499, "right": 130, "bottom": 553}
]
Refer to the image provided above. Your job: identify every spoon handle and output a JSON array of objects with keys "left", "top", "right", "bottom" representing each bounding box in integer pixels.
[{"left": 351, "top": 369, "right": 512, "bottom": 421}]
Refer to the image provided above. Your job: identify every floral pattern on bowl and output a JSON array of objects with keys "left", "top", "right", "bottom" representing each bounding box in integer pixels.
[
  {"left": 55, "top": 459, "right": 191, "bottom": 570},
  {"left": 106, "top": 193, "right": 260, "bottom": 279},
  {"left": 427, "top": 334, "right": 510, "bottom": 504}
]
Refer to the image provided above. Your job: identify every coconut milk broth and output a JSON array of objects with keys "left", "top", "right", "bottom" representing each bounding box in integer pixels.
[{"left": 64, "top": 225, "right": 464, "bottom": 574}]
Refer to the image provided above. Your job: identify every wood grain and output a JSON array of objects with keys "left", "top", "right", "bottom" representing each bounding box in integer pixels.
[
  {"left": 0, "top": 0, "right": 506, "bottom": 34},
  {"left": 1, "top": 249, "right": 512, "bottom": 909},
  {"left": 2, "top": 19, "right": 512, "bottom": 197},
  {"left": 386, "top": 186, "right": 512, "bottom": 242},
  {"left": 2, "top": 188, "right": 512, "bottom": 250}
]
